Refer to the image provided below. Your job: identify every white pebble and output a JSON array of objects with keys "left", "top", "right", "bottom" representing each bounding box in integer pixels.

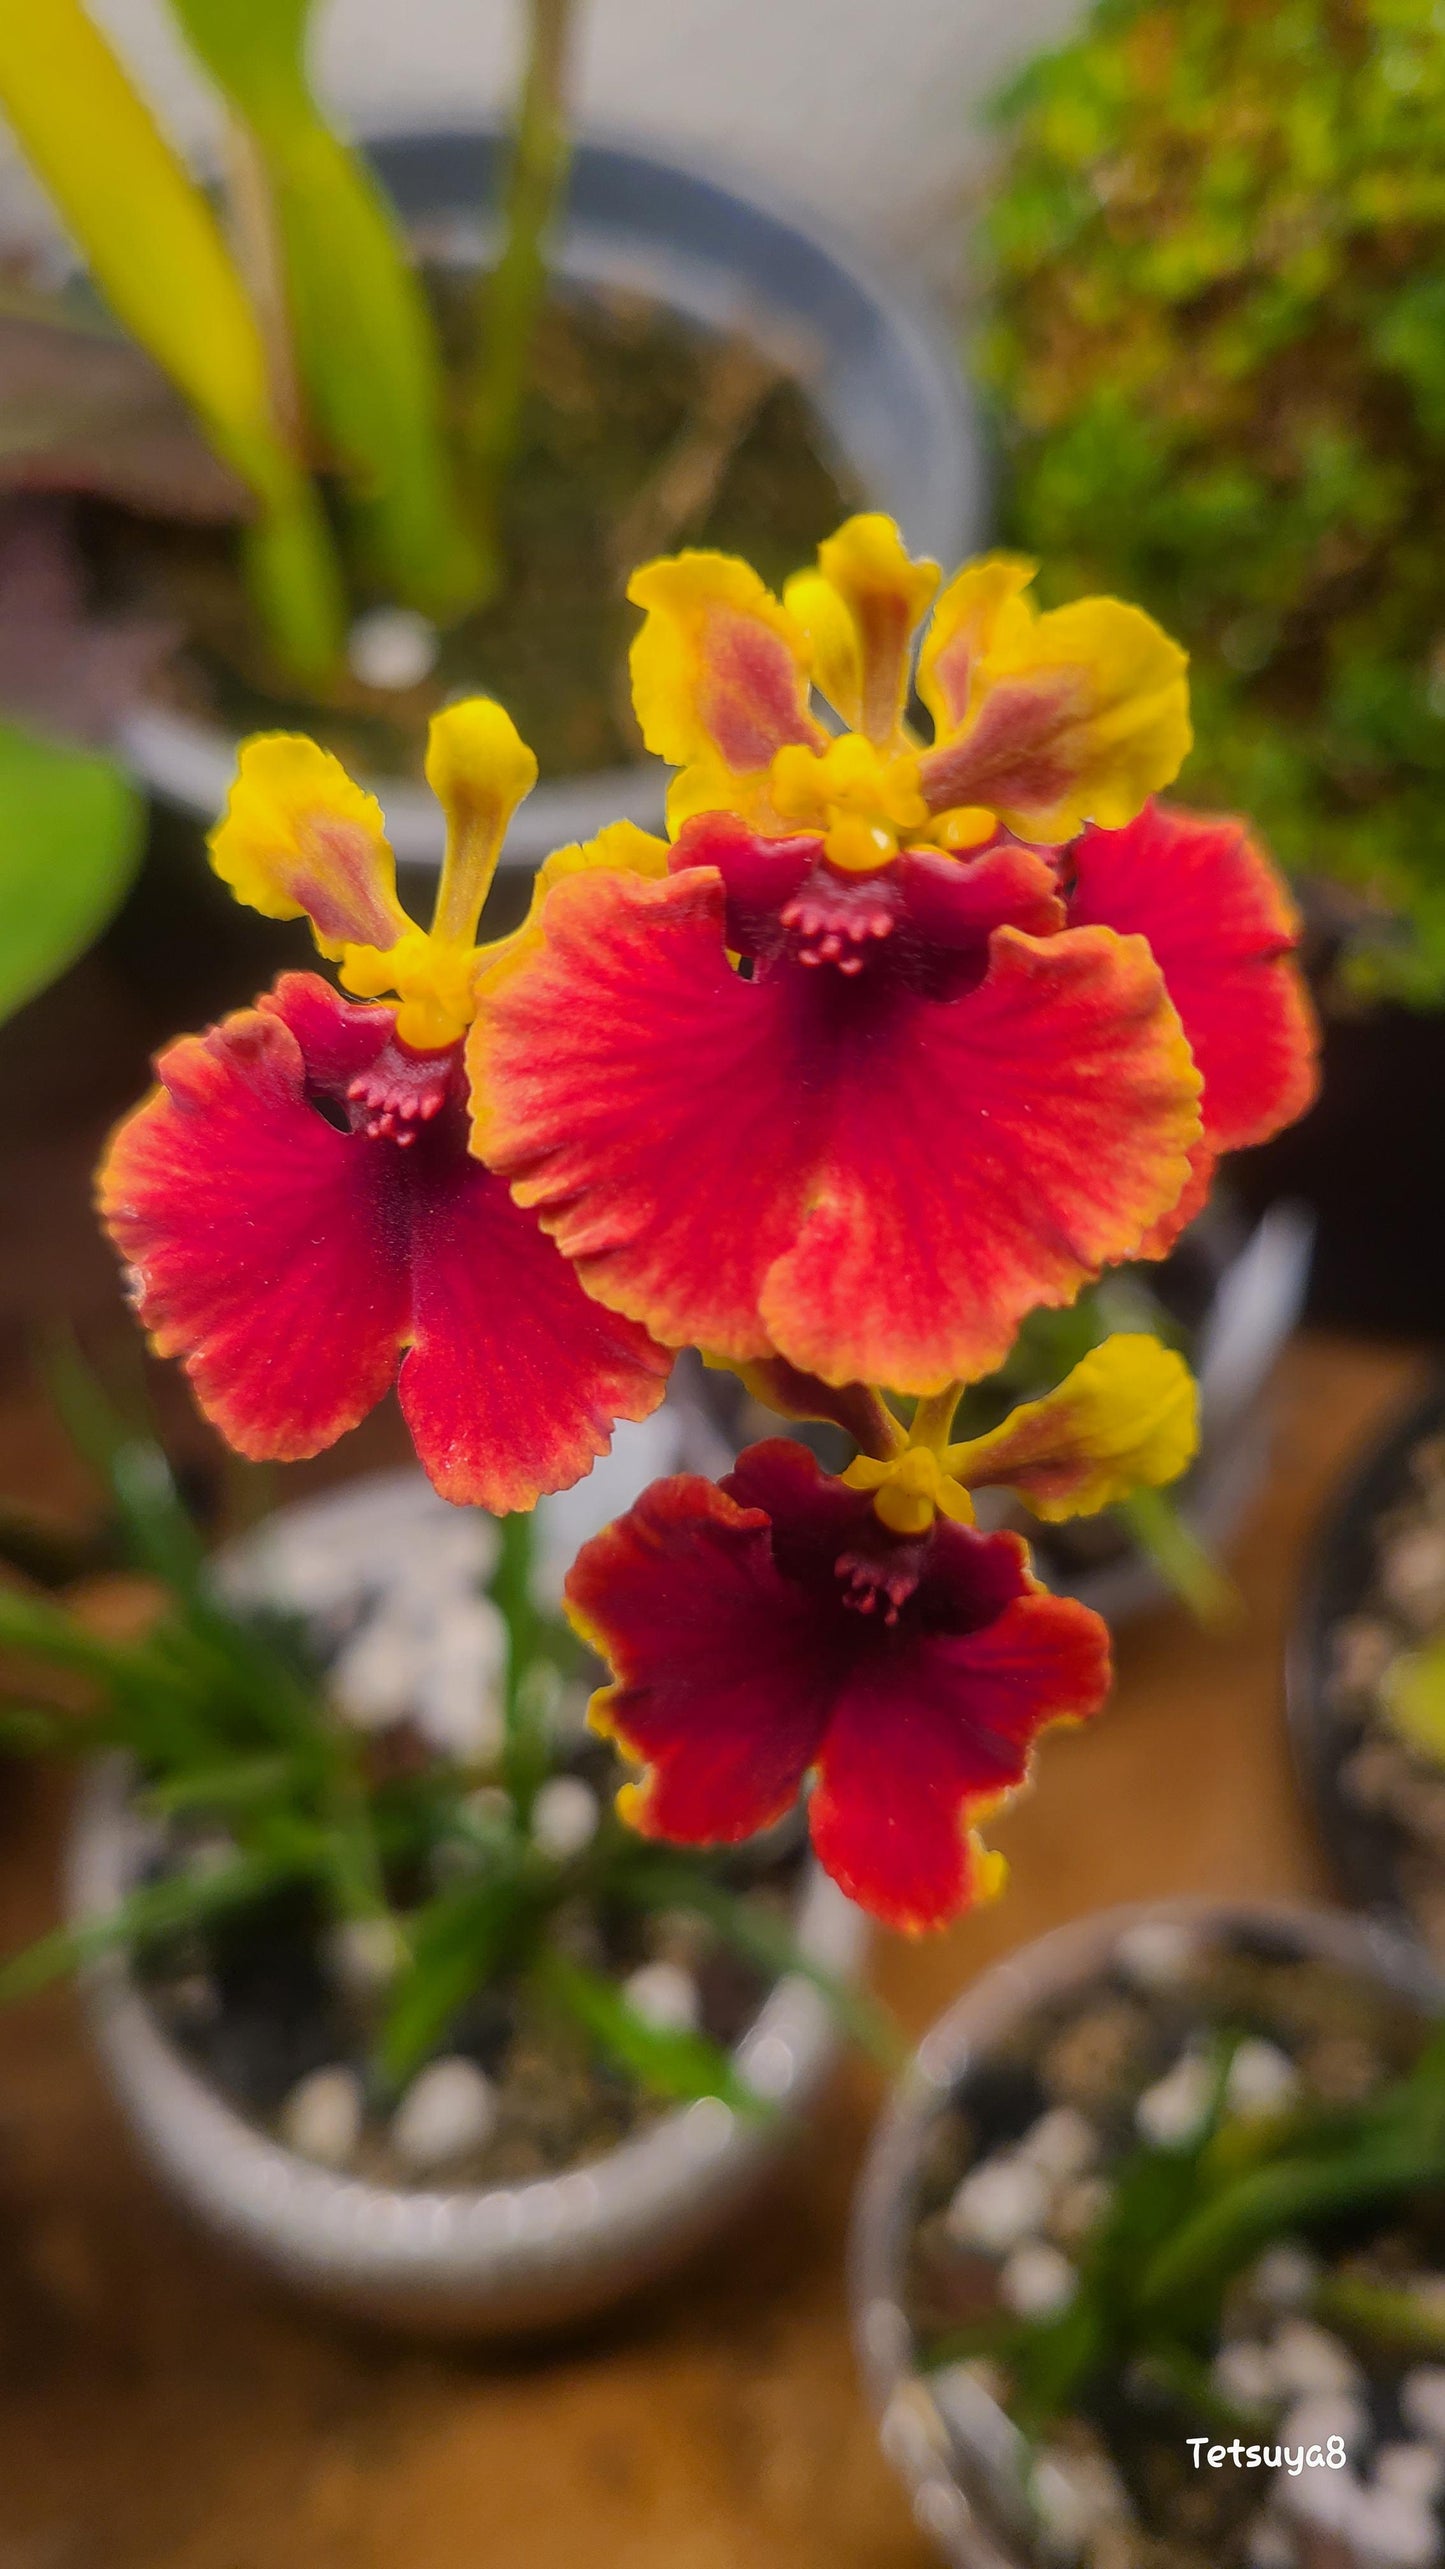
[
  {"left": 1271, "top": 2317, "right": 1362, "bottom": 2397},
  {"left": 622, "top": 1960, "right": 700, "bottom": 2034},
  {"left": 1114, "top": 1920, "right": 1199, "bottom": 1990},
  {"left": 1378, "top": 2448, "right": 1445, "bottom": 2508},
  {"left": 880, "top": 2378, "right": 949, "bottom": 2472},
  {"left": 1019, "top": 2107, "right": 1098, "bottom": 2179},
  {"left": 346, "top": 605, "right": 440, "bottom": 691},
  {"left": 1246, "top": 2515, "right": 1297, "bottom": 2569},
  {"left": 326, "top": 1914, "right": 403, "bottom": 1999},
  {"left": 1214, "top": 2339, "right": 1279, "bottom": 2407},
  {"left": 1228, "top": 2039, "right": 1301, "bottom": 2119},
  {"left": 1032, "top": 2445, "right": 1131, "bottom": 2558},
  {"left": 1251, "top": 2243, "right": 1320, "bottom": 2310},
  {"left": 391, "top": 2056, "right": 497, "bottom": 2173},
  {"left": 945, "top": 2153, "right": 1050, "bottom": 2253},
  {"left": 1348, "top": 2484, "right": 1442, "bottom": 2567},
  {"left": 1276, "top": 2461, "right": 1362, "bottom": 2538},
  {"left": 280, "top": 2064, "right": 363, "bottom": 2169},
  {"left": 414, "top": 1602, "right": 507, "bottom": 1762},
  {"left": 530, "top": 1773, "right": 601, "bottom": 1862},
  {"left": 1136, "top": 2047, "right": 1213, "bottom": 2146},
  {"left": 999, "top": 2241, "right": 1077, "bottom": 2320},
  {"left": 1402, "top": 2370, "right": 1445, "bottom": 2447},
  {"left": 1279, "top": 2391, "right": 1372, "bottom": 2454}
]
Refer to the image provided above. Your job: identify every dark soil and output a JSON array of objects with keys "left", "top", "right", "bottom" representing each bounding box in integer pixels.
[{"left": 83, "top": 282, "right": 858, "bottom": 787}]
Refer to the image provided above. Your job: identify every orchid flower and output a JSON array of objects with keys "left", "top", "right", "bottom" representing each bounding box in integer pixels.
[
  {"left": 566, "top": 1336, "right": 1196, "bottom": 1930},
  {"left": 99, "top": 703, "right": 670, "bottom": 1510},
  {"left": 470, "top": 515, "right": 1318, "bottom": 1393}
]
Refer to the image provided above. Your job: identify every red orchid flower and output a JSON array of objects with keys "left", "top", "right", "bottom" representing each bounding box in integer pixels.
[
  {"left": 470, "top": 517, "right": 1318, "bottom": 1395},
  {"left": 99, "top": 704, "right": 670, "bottom": 1509},
  {"left": 567, "top": 1336, "right": 1194, "bottom": 1930}
]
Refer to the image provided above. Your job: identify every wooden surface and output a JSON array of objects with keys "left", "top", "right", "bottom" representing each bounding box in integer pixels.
[{"left": 0, "top": 1330, "right": 1425, "bottom": 2569}]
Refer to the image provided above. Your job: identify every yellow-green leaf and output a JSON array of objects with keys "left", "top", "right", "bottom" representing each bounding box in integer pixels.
[
  {"left": 168, "top": 0, "right": 477, "bottom": 617},
  {"left": 0, "top": 0, "right": 344, "bottom": 678},
  {"left": 0, "top": 722, "right": 143, "bottom": 1024}
]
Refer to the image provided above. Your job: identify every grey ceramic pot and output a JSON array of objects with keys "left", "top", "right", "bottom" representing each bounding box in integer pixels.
[
  {"left": 849, "top": 1897, "right": 1441, "bottom": 2569},
  {"left": 119, "top": 126, "right": 980, "bottom": 875},
  {"left": 67, "top": 1756, "right": 865, "bottom": 2338}
]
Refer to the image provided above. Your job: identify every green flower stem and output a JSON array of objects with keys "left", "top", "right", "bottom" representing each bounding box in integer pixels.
[
  {"left": 493, "top": 1506, "right": 549, "bottom": 1825},
  {"left": 463, "top": 0, "right": 578, "bottom": 595}
]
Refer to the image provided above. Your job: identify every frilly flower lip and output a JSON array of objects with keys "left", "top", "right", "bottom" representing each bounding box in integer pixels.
[
  {"left": 99, "top": 705, "right": 672, "bottom": 1506},
  {"left": 470, "top": 834, "right": 1204, "bottom": 1396},
  {"left": 471, "top": 515, "right": 1317, "bottom": 1392},
  {"left": 565, "top": 1437, "right": 1112, "bottom": 1933}
]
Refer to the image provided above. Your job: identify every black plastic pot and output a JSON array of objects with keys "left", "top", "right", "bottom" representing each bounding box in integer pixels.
[
  {"left": 1232, "top": 999, "right": 1445, "bottom": 1340},
  {"left": 1288, "top": 1371, "right": 1445, "bottom": 1928}
]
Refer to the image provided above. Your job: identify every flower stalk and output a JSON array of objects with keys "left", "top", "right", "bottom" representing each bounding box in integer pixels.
[{"left": 464, "top": 0, "right": 578, "bottom": 597}]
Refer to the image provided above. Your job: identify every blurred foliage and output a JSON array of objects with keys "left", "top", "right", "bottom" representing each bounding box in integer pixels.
[
  {"left": 0, "top": 1355, "right": 891, "bottom": 2111},
  {"left": 0, "top": 722, "right": 142, "bottom": 1025},
  {"left": 982, "top": 0, "right": 1445, "bottom": 1005},
  {"left": 922, "top": 2025, "right": 1445, "bottom": 2449}
]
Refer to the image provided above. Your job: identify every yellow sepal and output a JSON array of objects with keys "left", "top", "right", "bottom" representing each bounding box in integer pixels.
[
  {"left": 627, "top": 550, "right": 814, "bottom": 770},
  {"left": 917, "top": 555, "right": 1037, "bottom": 738},
  {"left": 208, "top": 734, "right": 406, "bottom": 956},
  {"left": 784, "top": 513, "right": 939, "bottom": 744},
  {"left": 425, "top": 699, "right": 538, "bottom": 949},
  {"left": 946, "top": 1334, "right": 1199, "bottom": 1523}
]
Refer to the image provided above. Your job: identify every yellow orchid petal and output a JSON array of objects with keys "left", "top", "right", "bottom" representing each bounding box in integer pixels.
[
  {"left": 946, "top": 1334, "right": 1199, "bottom": 1524},
  {"left": 916, "top": 555, "right": 1037, "bottom": 739},
  {"left": 784, "top": 513, "right": 940, "bottom": 745},
  {"left": 208, "top": 734, "right": 409, "bottom": 958},
  {"left": 627, "top": 550, "right": 822, "bottom": 779},
  {"left": 915, "top": 557, "right": 1191, "bottom": 843},
  {"left": 425, "top": 698, "right": 538, "bottom": 949}
]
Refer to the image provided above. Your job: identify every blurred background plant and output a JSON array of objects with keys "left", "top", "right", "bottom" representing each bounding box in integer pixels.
[
  {"left": 0, "top": 1351, "right": 892, "bottom": 2171},
  {"left": 980, "top": 0, "right": 1445, "bottom": 1007},
  {"left": 0, "top": 0, "right": 854, "bottom": 801}
]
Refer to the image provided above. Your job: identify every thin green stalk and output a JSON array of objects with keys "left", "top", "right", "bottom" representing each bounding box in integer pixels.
[
  {"left": 463, "top": 0, "right": 577, "bottom": 594},
  {"left": 1119, "top": 1485, "right": 1239, "bottom": 1627},
  {"left": 491, "top": 1507, "right": 552, "bottom": 1824}
]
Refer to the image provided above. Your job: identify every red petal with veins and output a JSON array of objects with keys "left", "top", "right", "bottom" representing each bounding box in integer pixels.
[
  {"left": 566, "top": 1439, "right": 1112, "bottom": 1928},
  {"left": 100, "top": 993, "right": 407, "bottom": 1461},
  {"left": 400, "top": 1156, "right": 672, "bottom": 1510},
  {"left": 566, "top": 1470, "right": 836, "bottom": 1842},
  {"left": 101, "top": 973, "right": 670, "bottom": 1502},
  {"left": 473, "top": 869, "right": 1202, "bottom": 1392},
  {"left": 811, "top": 1575, "right": 1111, "bottom": 1931},
  {"left": 1068, "top": 801, "right": 1319, "bottom": 1253}
]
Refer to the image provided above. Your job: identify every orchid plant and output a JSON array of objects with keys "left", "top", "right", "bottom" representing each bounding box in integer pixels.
[
  {"left": 93, "top": 513, "right": 1319, "bottom": 1936},
  {"left": 0, "top": 0, "right": 577, "bottom": 681}
]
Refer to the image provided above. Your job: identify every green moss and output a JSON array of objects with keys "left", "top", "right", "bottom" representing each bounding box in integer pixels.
[{"left": 983, "top": 0, "right": 1445, "bottom": 1001}]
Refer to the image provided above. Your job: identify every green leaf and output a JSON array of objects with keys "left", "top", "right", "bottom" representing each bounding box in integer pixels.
[
  {"left": 535, "top": 1948, "right": 772, "bottom": 2119},
  {"left": 167, "top": 0, "right": 476, "bottom": 617},
  {"left": 0, "top": 723, "right": 142, "bottom": 1022},
  {"left": 0, "top": 0, "right": 343, "bottom": 679},
  {"left": 44, "top": 1337, "right": 204, "bottom": 1594},
  {"left": 378, "top": 1870, "right": 534, "bottom": 2090},
  {"left": 0, "top": 1842, "right": 298, "bottom": 2002}
]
